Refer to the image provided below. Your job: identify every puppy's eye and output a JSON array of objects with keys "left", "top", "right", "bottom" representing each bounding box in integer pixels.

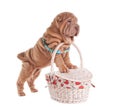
[
  {"left": 68, "top": 20, "right": 71, "bottom": 22},
  {"left": 67, "top": 20, "right": 72, "bottom": 23}
]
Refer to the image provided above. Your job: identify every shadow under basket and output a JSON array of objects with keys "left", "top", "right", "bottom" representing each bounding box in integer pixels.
[{"left": 45, "top": 43, "right": 94, "bottom": 103}]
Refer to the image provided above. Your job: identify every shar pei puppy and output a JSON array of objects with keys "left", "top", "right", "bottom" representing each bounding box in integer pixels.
[{"left": 17, "top": 12, "right": 80, "bottom": 96}]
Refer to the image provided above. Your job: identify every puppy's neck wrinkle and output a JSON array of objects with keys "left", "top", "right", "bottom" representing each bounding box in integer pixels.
[{"left": 46, "top": 28, "right": 62, "bottom": 40}]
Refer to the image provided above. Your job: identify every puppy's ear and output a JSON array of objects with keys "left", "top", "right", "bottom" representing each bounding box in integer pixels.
[
  {"left": 55, "top": 16, "right": 63, "bottom": 28},
  {"left": 57, "top": 16, "right": 63, "bottom": 22}
]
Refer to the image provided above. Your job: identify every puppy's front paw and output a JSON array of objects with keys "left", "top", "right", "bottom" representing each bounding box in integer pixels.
[
  {"left": 59, "top": 65, "right": 69, "bottom": 73},
  {"left": 66, "top": 63, "right": 78, "bottom": 69}
]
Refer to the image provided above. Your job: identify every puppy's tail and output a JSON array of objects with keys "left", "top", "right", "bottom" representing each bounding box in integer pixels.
[{"left": 17, "top": 52, "right": 27, "bottom": 61}]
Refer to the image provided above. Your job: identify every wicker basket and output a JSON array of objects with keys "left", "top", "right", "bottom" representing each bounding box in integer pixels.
[{"left": 45, "top": 43, "right": 93, "bottom": 103}]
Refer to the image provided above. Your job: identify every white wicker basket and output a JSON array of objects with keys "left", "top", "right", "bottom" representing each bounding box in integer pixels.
[{"left": 45, "top": 43, "right": 93, "bottom": 103}]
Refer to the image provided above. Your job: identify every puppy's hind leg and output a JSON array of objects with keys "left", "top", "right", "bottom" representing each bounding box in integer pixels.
[
  {"left": 17, "top": 62, "right": 34, "bottom": 96},
  {"left": 27, "top": 68, "right": 40, "bottom": 93}
]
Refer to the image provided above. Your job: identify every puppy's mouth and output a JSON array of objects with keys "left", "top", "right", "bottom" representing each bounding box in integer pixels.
[{"left": 63, "top": 34, "right": 74, "bottom": 45}]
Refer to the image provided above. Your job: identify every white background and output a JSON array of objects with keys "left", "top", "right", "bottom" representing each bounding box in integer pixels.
[{"left": 0, "top": 0, "right": 120, "bottom": 107}]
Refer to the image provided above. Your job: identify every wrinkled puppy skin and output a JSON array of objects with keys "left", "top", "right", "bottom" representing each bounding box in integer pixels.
[{"left": 17, "top": 12, "right": 80, "bottom": 96}]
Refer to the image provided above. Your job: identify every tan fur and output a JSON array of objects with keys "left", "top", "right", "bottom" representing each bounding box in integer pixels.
[{"left": 17, "top": 12, "right": 79, "bottom": 96}]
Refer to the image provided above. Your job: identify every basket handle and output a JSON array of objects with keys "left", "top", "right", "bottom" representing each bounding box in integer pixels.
[{"left": 51, "top": 42, "right": 83, "bottom": 73}]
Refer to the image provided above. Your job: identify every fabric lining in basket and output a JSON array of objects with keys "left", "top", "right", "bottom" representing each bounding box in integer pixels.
[{"left": 55, "top": 68, "right": 92, "bottom": 82}]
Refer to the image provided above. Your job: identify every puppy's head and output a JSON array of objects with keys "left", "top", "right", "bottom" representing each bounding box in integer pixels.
[{"left": 52, "top": 12, "right": 80, "bottom": 44}]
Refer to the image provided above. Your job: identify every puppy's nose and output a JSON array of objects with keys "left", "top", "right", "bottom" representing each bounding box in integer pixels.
[{"left": 75, "top": 24, "right": 79, "bottom": 36}]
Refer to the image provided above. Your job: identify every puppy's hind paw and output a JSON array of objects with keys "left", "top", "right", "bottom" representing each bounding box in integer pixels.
[
  {"left": 31, "top": 88, "right": 38, "bottom": 93},
  {"left": 18, "top": 92, "right": 26, "bottom": 96}
]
